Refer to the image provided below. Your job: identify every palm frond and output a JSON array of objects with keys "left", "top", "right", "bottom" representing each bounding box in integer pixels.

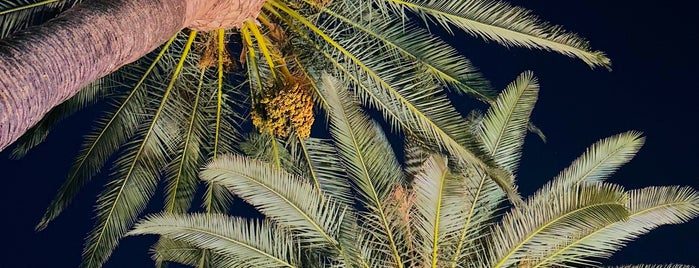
[
  {"left": 288, "top": 136, "right": 353, "bottom": 206},
  {"left": 80, "top": 31, "right": 198, "bottom": 268},
  {"left": 35, "top": 35, "right": 179, "bottom": 231},
  {"left": 447, "top": 72, "right": 539, "bottom": 264},
  {"left": 0, "top": 0, "right": 79, "bottom": 38},
  {"left": 410, "top": 155, "right": 465, "bottom": 267},
  {"left": 161, "top": 69, "right": 207, "bottom": 214},
  {"left": 530, "top": 186, "right": 699, "bottom": 268},
  {"left": 318, "top": 74, "right": 406, "bottom": 266},
  {"left": 487, "top": 183, "right": 629, "bottom": 268},
  {"left": 129, "top": 213, "right": 300, "bottom": 268},
  {"left": 307, "top": 0, "right": 494, "bottom": 100},
  {"left": 201, "top": 154, "right": 348, "bottom": 253},
  {"left": 449, "top": 164, "right": 505, "bottom": 266},
  {"left": 378, "top": 0, "right": 611, "bottom": 68},
  {"left": 552, "top": 131, "right": 645, "bottom": 187},
  {"left": 478, "top": 71, "right": 539, "bottom": 174}
]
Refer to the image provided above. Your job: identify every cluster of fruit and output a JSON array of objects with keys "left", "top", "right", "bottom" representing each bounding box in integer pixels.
[{"left": 251, "top": 80, "right": 315, "bottom": 138}]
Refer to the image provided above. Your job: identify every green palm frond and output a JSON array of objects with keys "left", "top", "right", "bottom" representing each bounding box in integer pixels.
[
  {"left": 449, "top": 163, "right": 504, "bottom": 266},
  {"left": 378, "top": 0, "right": 611, "bottom": 68},
  {"left": 80, "top": 31, "right": 198, "bottom": 268},
  {"left": 288, "top": 136, "right": 353, "bottom": 206},
  {"left": 201, "top": 154, "right": 349, "bottom": 253},
  {"left": 0, "top": 0, "right": 79, "bottom": 38},
  {"left": 478, "top": 71, "right": 539, "bottom": 174},
  {"left": 445, "top": 72, "right": 539, "bottom": 264},
  {"left": 551, "top": 131, "right": 645, "bottom": 187},
  {"left": 530, "top": 186, "right": 699, "bottom": 268},
  {"left": 487, "top": 183, "right": 629, "bottom": 268},
  {"left": 303, "top": 0, "right": 494, "bottom": 100},
  {"left": 319, "top": 74, "right": 406, "bottom": 266},
  {"left": 161, "top": 69, "right": 208, "bottom": 214},
  {"left": 129, "top": 213, "right": 300, "bottom": 268}
]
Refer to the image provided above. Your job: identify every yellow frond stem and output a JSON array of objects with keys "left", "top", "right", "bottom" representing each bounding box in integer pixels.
[{"left": 245, "top": 19, "right": 278, "bottom": 80}]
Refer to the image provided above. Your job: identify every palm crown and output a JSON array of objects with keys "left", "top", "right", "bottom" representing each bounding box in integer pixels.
[
  {"left": 129, "top": 74, "right": 699, "bottom": 267},
  {"left": 2, "top": 0, "right": 613, "bottom": 267}
]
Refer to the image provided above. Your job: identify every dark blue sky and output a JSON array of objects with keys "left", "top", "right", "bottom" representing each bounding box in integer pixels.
[{"left": 1, "top": 1, "right": 698, "bottom": 267}]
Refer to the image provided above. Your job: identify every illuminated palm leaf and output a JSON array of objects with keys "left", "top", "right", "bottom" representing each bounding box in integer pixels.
[
  {"left": 378, "top": 0, "right": 611, "bottom": 68},
  {"left": 130, "top": 214, "right": 301, "bottom": 268}
]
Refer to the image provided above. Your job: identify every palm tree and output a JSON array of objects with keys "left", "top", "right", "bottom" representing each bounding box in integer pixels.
[
  {"left": 2, "top": 0, "right": 611, "bottom": 267},
  {"left": 129, "top": 74, "right": 699, "bottom": 267}
]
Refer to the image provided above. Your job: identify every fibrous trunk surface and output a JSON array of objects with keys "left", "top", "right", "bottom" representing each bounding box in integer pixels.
[{"left": 0, "top": 0, "right": 264, "bottom": 151}]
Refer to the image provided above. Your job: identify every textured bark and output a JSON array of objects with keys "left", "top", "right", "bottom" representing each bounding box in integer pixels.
[
  {"left": 0, "top": 0, "right": 186, "bottom": 151},
  {"left": 186, "top": 0, "right": 266, "bottom": 31},
  {"left": 0, "top": 0, "right": 265, "bottom": 151}
]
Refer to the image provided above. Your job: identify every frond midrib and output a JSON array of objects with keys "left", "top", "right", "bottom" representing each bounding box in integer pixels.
[
  {"left": 165, "top": 69, "right": 205, "bottom": 213},
  {"left": 430, "top": 163, "right": 449, "bottom": 268},
  {"left": 493, "top": 201, "right": 625, "bottom": 268},
  {"left": 327, "top": 84, "right": 404, "bottom": 267},
  {"left": 530, "top": 200, "right": 695, "bottom": 268}
]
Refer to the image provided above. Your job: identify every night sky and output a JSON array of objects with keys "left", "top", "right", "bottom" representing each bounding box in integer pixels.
[{"left": 1, "top": 1, "right": 698, "bottom": 267}]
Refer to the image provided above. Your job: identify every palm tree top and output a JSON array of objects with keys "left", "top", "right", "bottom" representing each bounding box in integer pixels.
[
  {"left": 1, "top": 0, "right": 614, "bottom": 267},
  {"left": 129, "top": 74, "right": 699, "bottom": 267}
]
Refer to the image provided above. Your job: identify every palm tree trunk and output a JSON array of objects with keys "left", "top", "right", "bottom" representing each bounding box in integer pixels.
[{"left": 0, "top": 0, "right": 263, "bottom": 151}]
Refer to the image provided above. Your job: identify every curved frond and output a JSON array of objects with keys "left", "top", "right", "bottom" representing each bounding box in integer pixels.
[
  {"left": 552, "top": 131, "right": 645, "bottom": 187},
  {"left": 379, "top": 0, "right": 611, "bottom": 68},
  {"left": 318, "top": 74, "right": 405, "bottom": 266},
  {"left": 162, "top": 69, "right": 207, "bottom": 214},
  {"left": 478, "top": 71, "right": 539, "bottom": 174},
  {"left": 129, "top": 213, "right": 300, "bottom": 268},
  {"left": 449, "top": 72, "right": 539, "bottom": 264},
  {"left": 307, "top": 0, "right": 494, "bottom": 100},
  {"left": 487, "top": 183, "right": 629, "bottom": 268},
  {"left": 410, "top": 155, "right": 465, "bottom": 267},
  {"left": 531, "top": 186, "right": 699, "bottom": 268},
  {"left": 201, "top": 154, "right": 347, "bottom": 252}
]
